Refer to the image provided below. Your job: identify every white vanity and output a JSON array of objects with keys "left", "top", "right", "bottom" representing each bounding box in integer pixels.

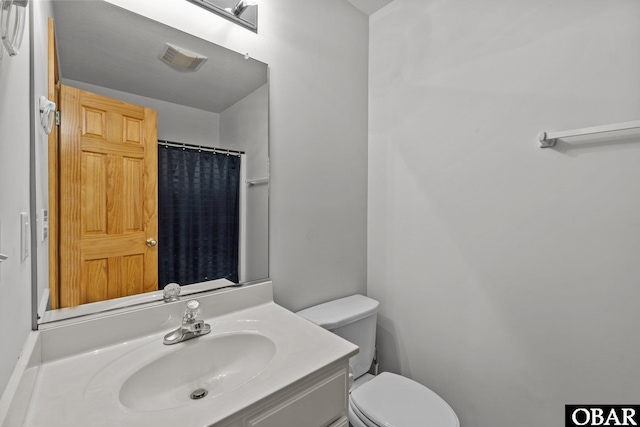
[{"left": 0, "top": 282, "right": 357, "bottom": 427}]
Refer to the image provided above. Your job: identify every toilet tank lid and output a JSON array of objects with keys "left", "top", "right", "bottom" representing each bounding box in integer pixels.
[{"left": 296, "top": 294, "right": 379, "bottom": 330}]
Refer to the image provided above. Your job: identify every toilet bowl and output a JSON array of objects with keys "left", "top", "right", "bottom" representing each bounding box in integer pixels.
[
  {"left": 348, "top": 372, "right": 459, "bottom": 427},
  {"left": 297, "top": 295, "right": 459, "bottom": 427}
]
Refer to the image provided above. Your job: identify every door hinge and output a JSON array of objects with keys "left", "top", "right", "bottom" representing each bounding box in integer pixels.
[{"left": 55, "top": 111, "right": 60, "bottom": 126}]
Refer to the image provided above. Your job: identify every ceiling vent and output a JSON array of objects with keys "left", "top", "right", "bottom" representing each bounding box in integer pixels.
[{"left": 159, "top": 43, "right": 208, "bottom": 71}]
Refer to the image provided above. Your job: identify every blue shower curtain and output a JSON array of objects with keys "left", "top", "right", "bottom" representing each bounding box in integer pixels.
[{"left": 158, "top": 146, "right": 241, "bottom": 288}]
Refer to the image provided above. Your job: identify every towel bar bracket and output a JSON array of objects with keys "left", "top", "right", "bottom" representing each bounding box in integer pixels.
[{"left": 538, "top": 132, "right": 557, "bottom": 148}]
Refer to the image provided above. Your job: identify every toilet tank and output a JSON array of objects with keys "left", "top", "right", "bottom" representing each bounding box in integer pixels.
[{"left": 297, "top": 295, "right": 379, "bottom": 379}]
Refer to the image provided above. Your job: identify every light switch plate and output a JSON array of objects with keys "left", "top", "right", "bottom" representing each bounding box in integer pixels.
[{"left": 20, "top": 212, "right": 29, "bottom": 263}]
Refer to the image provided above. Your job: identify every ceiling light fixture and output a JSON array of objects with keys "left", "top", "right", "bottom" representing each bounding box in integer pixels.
[{"left": 187, "top": 0, "right": 259, "bottom": 33}]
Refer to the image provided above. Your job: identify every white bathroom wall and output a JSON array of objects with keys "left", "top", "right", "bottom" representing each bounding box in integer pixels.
[
  {"left": 105, "top": 0, "right": 369, "bottom": 311},
  {"left": 60, "top": 79, "right": 220, "bottom": 147},
  {"left": 0, "top": 12, "right": 32, "bottom": 393},
  {"left": 368, "top": 1, "right": 640, "bottom": 427},
  {"left": 220, "top": 84, "right": 269, "bottom": 282}
]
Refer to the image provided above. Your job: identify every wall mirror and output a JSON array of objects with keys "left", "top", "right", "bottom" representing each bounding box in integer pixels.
[{"left": 36, "top": 0, "right": 269, "bottom": 325}]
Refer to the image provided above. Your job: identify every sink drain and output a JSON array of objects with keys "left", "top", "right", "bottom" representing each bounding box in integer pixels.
[{"left": 190, "top": 388, "right": 208, "bottom": 400}]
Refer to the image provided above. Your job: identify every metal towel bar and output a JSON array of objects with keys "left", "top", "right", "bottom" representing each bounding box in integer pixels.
[{"left": 539, "top": 120, "right": 640, "bottom": 148}]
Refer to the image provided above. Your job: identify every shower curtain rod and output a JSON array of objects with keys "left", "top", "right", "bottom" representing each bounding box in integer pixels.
[{"left": 158, "top": 140, "right": 245, "bottom": 156}]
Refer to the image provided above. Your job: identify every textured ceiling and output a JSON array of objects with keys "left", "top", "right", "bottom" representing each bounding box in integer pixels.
[{"left": 52, "top": 1, "right": 268, "bottom": 113}]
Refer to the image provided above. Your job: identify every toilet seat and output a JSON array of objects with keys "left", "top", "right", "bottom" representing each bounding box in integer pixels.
[{"left": 349, "top": 372, "right": 459, "bottom": 427}]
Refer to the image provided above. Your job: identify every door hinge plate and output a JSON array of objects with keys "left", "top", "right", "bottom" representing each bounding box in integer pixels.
[{"left": 55, "top": 111, "right": 60, "bottom": 126}]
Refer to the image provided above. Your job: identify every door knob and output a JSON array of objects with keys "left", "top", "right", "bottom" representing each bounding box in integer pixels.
[{"left": 146, "top": 238, "right": 158, "bottom": 247}]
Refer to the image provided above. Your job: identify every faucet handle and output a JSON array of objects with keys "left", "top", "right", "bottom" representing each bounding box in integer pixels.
[
  {"left": 183, "top": 299, "right": 201, "bottom": 322},
  {"left": 163, "top": 283, "right": 181, "bottom": 302}
]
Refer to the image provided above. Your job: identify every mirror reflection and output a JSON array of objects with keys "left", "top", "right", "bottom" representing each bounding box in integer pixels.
[{"left": 39, "top": 1, "right": 269, "bottom": 323}]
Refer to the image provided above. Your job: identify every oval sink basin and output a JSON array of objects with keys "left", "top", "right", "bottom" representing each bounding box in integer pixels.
[{"left": 118, "top": 332, "right": 276, "bottom": 411}]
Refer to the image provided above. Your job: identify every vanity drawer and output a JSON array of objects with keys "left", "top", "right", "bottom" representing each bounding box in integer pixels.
[{"left": 248, "top": 369, "right": 347, "bottom": 427}]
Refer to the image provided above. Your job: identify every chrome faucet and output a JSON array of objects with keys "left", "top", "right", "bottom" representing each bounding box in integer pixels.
[{"left": 163, "top": 299, "right": 211, "bottom": 345}]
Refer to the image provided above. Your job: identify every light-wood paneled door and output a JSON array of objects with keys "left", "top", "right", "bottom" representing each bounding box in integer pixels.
[
  {"left": 47, "top": 17, "right": 60, "bottom": 309},
  {"left": 58, "top": 85, "right": 158, "bottom": 308}
]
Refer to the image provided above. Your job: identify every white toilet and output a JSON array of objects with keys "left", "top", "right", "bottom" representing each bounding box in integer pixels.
[{"left": 297, "top": 295, "right": 460, "bottom": 427}]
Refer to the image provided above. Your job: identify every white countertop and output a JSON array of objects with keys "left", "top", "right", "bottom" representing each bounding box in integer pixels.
[{"left": 21, "top": 293, "right": 357, "bottom": 426}]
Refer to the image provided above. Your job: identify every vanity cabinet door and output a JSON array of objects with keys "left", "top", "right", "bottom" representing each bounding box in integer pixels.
[{"left": 247, "top": 369, "right": 347, "bottom": 427}]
